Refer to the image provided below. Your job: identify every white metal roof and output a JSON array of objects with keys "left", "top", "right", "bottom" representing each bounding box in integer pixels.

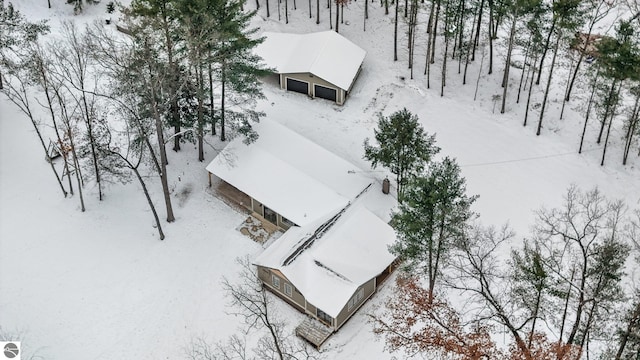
[
  {"left": 254, "top": 205, "right": 397, "bottom": 318},
  {"left": 256, "top": 31, "right": 366, "bottom": 91},
  {"left": 205, "top": 119, "right": 371, "bottom": 227}
]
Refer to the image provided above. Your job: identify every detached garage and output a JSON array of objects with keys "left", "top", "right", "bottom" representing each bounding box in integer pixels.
[{"left": 255, "top": 31, "right": 366, "bottom": 105}]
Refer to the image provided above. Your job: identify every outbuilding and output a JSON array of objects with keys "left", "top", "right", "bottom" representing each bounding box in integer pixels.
[{"left": 255, "top": 31, "right": 366, "bottom": 105}]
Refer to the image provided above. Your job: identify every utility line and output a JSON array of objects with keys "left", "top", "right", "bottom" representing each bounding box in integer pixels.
[{"left": 461, "top": 148, "right": 598, "bottom": 168}]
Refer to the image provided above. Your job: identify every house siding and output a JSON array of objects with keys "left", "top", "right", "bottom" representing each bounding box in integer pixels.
[
  {"left": 335, "top": 277, "right": 376, "bottom": 329},
  {"left": 257, "top": 266, "right": 306, "bottom": 311},
  {"left": 280, "top": 72, "right": 346, "bottom": 105}
]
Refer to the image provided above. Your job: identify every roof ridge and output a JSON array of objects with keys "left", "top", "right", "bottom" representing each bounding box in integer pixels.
[{"left": 281, "top": 183, "right": 373, "bottom": 267}]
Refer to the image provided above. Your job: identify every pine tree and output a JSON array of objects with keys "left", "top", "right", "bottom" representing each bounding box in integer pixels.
[
  {"left": 0, "top": 0, "right": 49, "bottom": 90},
  {"left": 363, "top": 108, "right": 440, "bottom": 201},
  {"left": 209, "top": 0, "right": 269, "bottom": 142},
  {"left": 66, "top": 0, "right": 99, "bottom": 14},
  {"left": 390, "top": 157, "right": 477, "bottom": 299},
  {"left": 594, "top": 20, "right": 640, "bottom": 165}
]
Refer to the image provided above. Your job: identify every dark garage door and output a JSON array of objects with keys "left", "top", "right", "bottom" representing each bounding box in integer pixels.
[
  {"left": 286, "top": 78, "right": 308, "bottom": 95},
  {"left": 314, "top": 85, "right": 337, "bottom": 102}
]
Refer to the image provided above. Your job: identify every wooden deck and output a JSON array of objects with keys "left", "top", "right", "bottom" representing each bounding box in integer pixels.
[{"left": 295, "top": 318, "right": 333, "bottom": 349}]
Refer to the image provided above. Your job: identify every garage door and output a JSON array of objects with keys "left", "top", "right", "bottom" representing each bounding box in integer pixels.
[
  {"left": 314, "top": 85, "right": 337, "bottom": 102},
  {"left": 286, "top": 78, "right": 308, "bottom": 95}
]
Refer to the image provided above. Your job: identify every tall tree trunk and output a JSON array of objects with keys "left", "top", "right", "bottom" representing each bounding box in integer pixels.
[
  {"left": 266, "top": 0, "right": 271, "bottom": 16},
  {"left": 622, "top": 92, "right": 639, "bottom": 165},
  {"left": 430, "top": 0, "right": 441, "bottom": 64},
  {"left": 393, "top": 0, "right": 399, "bottom": 60},
  {"left": 597, "top": 79, "right": 617, "bottom": 144},
  {"left": 579, "top": 69, "right": 600, "bottom": 154},
  {"left": 500, "top": 14, "right": 517, "bottom": 114},
  {"left": 516, "top": 36, "right": 532, "bottom": 103},
  {"left": 487, "top": 0, "right": 493, "bottom": 74},
  {"left": 441, "top": 8, "right": 450, "bottom": 97},
  {"left": 566, "top": 0, "right": 607, "bottom": 102},
  {"left": 309, "top": 0, "right": 312, "bottom": 18},
  {"left": 471, "top": 0, "right": 484, "bottom": 61},
  {"left": 536, "top": 32, "right": 561, "bottom": 136},
  {"left": 523, "top": 54, "right": 537, "bottom": 127},
  {"left": 335, "top": 0, "right": 339, "bottom": 32},
  {"left": 132, "top": 166, "right": 165, "bottom": 240},
  {"left": 600, "top": 82, "right": 623, "bottom": 166},
  {"left": 559, "top": 54, "right": 575, "bottom": 119},
  {"left": 535, "top": 17, "right": 557, "bottom": 85},
  {"left": 208, "top": 63, "right": 216, "bottom": 136},
  {"left": 285, "top": 0, "right": 289, "bottom": 23},
  {"left": 197, "top": 62, "right": 205, "bottom": 162},
  {"left": 615, "top": 300, "right": 640, "bottom": 359},
  {"left": 220, "top": 63, "right": 226, "bottom": 142},
  {"left": 463, "top": 6, "right": 477, "bottom": 84},
  {"left": 558, "top": 267, "right": 576, "bottom": 345}
]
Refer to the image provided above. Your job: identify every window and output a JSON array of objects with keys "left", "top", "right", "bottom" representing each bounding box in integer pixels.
[
  {"left": 284, "top": 283, "right": 292, "bottom": 297},
  {"left": 263, "top": 206, "right": 277, "bottom": 225},
  {"left": 347, "top": 288, "right": 365, "bottom": 311},
  {"left": 272, "top": 274, "right": 280, "bottom": 289},
  {"left": 317, "top": 308, "right": 332, "bottom": 325}
]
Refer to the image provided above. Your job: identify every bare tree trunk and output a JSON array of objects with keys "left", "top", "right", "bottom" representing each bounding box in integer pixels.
[
  {"left": 316, "top": 0, "right": 320, "bottom": 23},
  {"left": 487, "top": 0, "right": 493, "bottom": 74},
  {"left": 579, "top": 69, "right": 599, "bottom": 154},
  {"left": 220, "top": 62, "right": 226, "bottom": 142},
  {"left": 266, "top": 0, "right": 271, "bottom": 16},
  {"left": 393, "top": 0, "right": 399, "bottom": 60},
  {"left": 463, "top": 6, "right": 477, "bottom": 84},
  {"left": 197, "top": 62, "right": 205, "bottom": 162},
  {"left": 500, "top": 14, "right": 517, "bottom": 114},
  {"left": 535, "top": 17, "right": 556, "bottom": 85},
  {"left": 285, "top": 0, "right": 289, "bottom": 23},
  {"left": 622, "top": 92, "right": 640, "bottom": 165},
  {"left": 600, "top": 82, "right": 623, "bottom": 166},
  {"left": 517, "top": 36, "right": 532, "bottom": 103},
  {"left": 132, "top": 166, "right": 165, "bottom": 240},
  {"left": 335, "top": 0, "right": 339, "bottom": 32},
  {"left": 536, "top": 32, "right": 561, "bottom": 136},
  {"left": 559, "top": 54, "right": 575, "bottom": 119},
  {"left": 209, "top": 63, "right": 216, "bottom": 136},
  {"left": 523, "top": 54, "right": 537, "bottom": 127},
  {"left": 597, "top": 79, "right": 617, "bottom": 144},
  {"left": 471, "top": 0, "right": 484, "bottom": 61}
]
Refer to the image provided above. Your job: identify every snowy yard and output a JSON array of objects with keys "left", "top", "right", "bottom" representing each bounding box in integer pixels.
[{"left": 1, "top": 0, "right": 639, "bottom": 359}]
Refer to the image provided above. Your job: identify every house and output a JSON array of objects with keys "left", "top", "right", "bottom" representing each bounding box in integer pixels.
[
  {"left": 254, "top": 203, "right": 398, "bottom": 346},
  {"left": 206, "top": 119, "right": 398, "bottom": 347},
  {"left": 255, "top": 31, "right": 366, "bottom": 105},
  {"left": 205, "top": 119, "right": 371, "bottom": 230}
]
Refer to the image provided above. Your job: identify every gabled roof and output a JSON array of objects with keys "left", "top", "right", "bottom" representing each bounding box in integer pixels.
[
  {"left": 254, "top": 205, "right": 397, "bottom": 318},
  {"left": 205, "top": 119, "right": 371, "bottom": 227},
  {"left": 255, "top": 31, "right": 366, "bottom": 91}
]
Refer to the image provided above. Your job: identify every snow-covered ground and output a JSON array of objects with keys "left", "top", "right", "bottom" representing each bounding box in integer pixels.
[{"left": 1, "top": 0, "right": 639, "bottom": 359}]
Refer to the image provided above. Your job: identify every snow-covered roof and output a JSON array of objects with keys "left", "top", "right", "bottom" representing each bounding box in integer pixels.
[
  {"left": 205, "top": 119, "right": 371, "bottom": 227},
  {"left": 254, "top": 205, "right": 397, "bottom": 318},
  {"left": 256, "top": 31, "right": 366, "bottom": 91}
]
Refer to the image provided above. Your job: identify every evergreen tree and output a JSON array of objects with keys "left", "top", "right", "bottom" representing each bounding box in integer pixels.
[
  {"left": 0, "top": 0, "right": 49, "bottom": 90},
  {"left": 509, "top": 239, "right": 551, "bottom": 349},
  {"left": 206, "top": 0, "right": 268, "bottom": 143},
  {"left": 594, "top": 20, "right": 640, "bottom": 165},
  {"left": 390, "top": 156, "right": 477, "bottom": 299},
  {"left": 66, "top": 0, "right": 99, "bottom": 14},
  {"left": 363, "top": 108, "right": 440, "bottom": 201}
]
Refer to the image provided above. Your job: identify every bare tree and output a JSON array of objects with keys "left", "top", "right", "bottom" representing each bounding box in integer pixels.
[
  {"left": 215, "top": 257, "right": 320, "bottom": 360},
  {"left": 51, "top": 21, "right": 104, "bottom": 201},
  {"left": 1, "top": 48, "right": 68, "bottom": 199}
]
